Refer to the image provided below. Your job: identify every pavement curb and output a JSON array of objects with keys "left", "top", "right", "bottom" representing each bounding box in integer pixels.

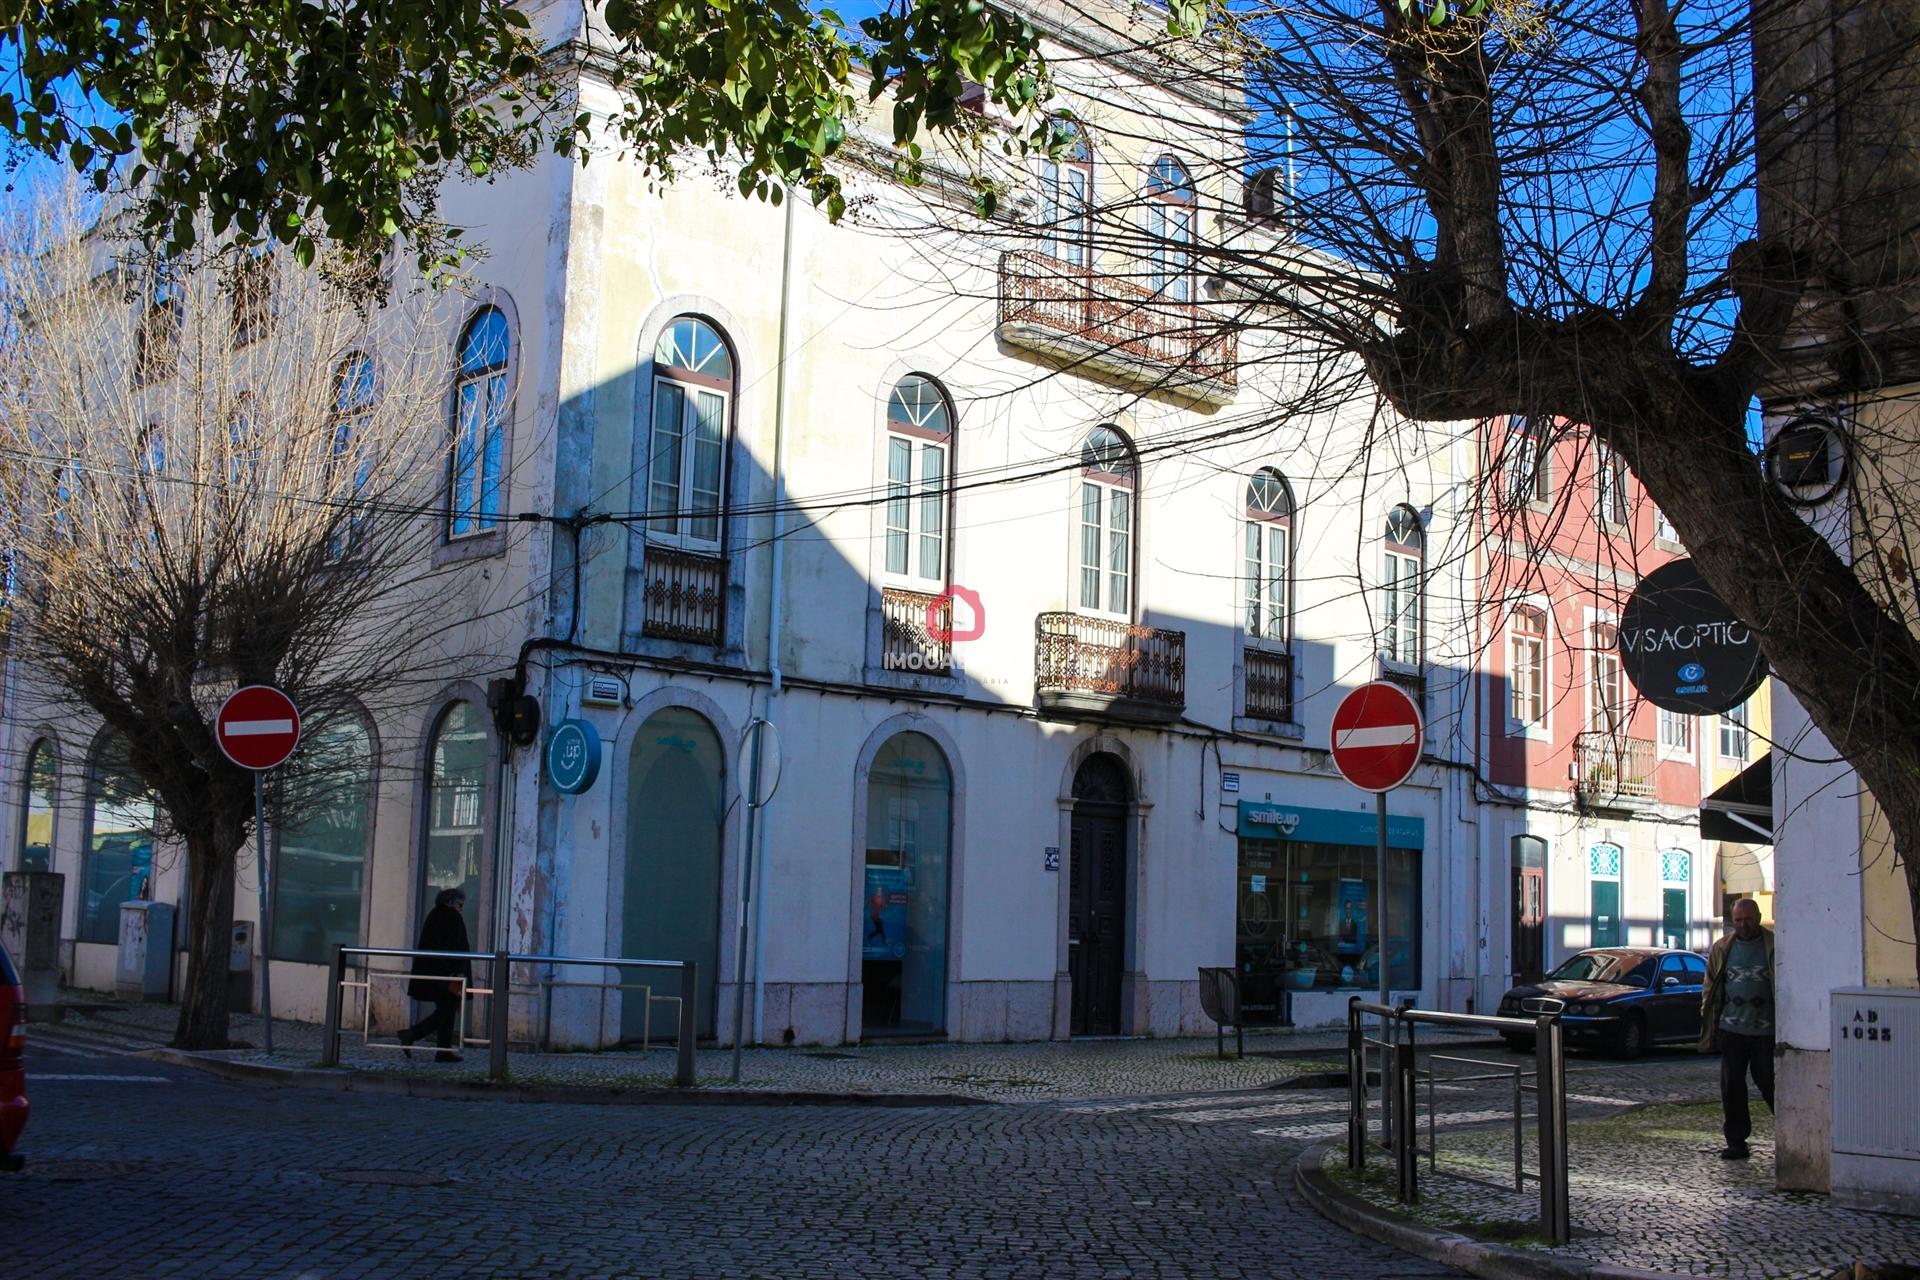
[
  {"left": 1291, "top": 1140, "right": 1675, "bottom": 1280},
  {"left": 135, "top": 1046, "right": 992, "bottom": 1108}
]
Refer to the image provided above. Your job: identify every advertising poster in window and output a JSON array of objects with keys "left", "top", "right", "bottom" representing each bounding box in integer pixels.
[
  {"left": 863, "top": 866, "right": 910, "bottom": 961},
  {"left": 1336, "top": 877, "right": 1369, "bottom": 960}
]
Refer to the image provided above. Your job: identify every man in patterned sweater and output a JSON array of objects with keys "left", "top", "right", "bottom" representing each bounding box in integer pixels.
[{"left": 1699, "top": 898, "right": 1776, "bottom": 1159}]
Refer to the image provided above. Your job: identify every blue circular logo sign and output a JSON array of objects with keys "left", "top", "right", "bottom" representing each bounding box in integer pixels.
[
  {"left": 546, "top": 719, "right": 602, "bottom": 795},
  {"left": 1678, "top": 662, "right": 1706, "bottom": 683}
]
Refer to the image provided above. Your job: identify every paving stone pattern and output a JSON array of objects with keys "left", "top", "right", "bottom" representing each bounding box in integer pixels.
[
  {"left": 47, "top": 993, "right": 1485, "bottom": 1102},
  {"left": 16, "top": 1041, "right": 1469, "bottom": 1280},
  {"left": 1323, "top": 1100, "right": 1920, "bottom": 1279}
]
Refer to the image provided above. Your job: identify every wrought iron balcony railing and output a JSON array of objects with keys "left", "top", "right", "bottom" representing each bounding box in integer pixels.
[
  {"left": 997, "top": 250, "right": 1238, "bottom": 400},
  {"left": 879, "top": 587, "right": 951, "bottom": 676},
  {"left": 641, "top": 545, "right": 725, "bottom": 646},
  {"left": 1574, "top": 731, "right": 1657, "bottom": 805},
  {"left": 1243, "top": 647, "right": 1293, "bottom": 722},
  {"left": 1034, "top": 611, "right": 1185, "bottom": 722}
]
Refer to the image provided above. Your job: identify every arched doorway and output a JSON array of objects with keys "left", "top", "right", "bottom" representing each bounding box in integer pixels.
[
  {"left": 860, "top": 732, "right": 954, "bottom": 1037},
  {"left": 622, "top": 707, "right": 724, "bottom": 1042},
  {"left": 1069, "top": 752, "right": 1131, "bottom": 1035}
]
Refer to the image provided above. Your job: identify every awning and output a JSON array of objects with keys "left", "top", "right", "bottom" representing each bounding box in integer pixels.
[
  {"left": 1719, "top": 843, "right": 1769, "bottom": 895},
  {"left": 1700, "top": 751, "right": 1772, "bottom": 844}
]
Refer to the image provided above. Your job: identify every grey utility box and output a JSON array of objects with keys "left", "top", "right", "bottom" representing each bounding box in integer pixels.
[
  {"left": 228, "top": 920, "right": 254, "bottom": 1014},
  {"left": 1, "top": 872, "right": 65, "bottom": 1020},
  {"left": 115, "top": 900, "right": 176, "bottom": 1002},
  {"left": 1830, "top": 987, "right": 1920, "bottom": 1216}
]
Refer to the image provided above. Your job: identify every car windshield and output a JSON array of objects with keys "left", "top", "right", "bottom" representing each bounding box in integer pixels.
[{"left": 1547, "top": 952, "right": 1651, "bottom": 987}]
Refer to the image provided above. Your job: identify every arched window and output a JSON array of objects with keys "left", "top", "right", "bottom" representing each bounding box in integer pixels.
[
  {"left": 648, "top": 316, "right": 733, "bottom": 550},
  {"left": 883, "top": 375, "right": 953, "bottom": 587},
  {"left": 273, "top": 713, "right": 374, "bottom": 963},
  {"left": 1039, "top": 129, "right": 1092, "bottom": 267},
  {"left": 449, "top": 306, "right": 510, "bottom": 538},
  {"left": 1078, "top": 426, "right": 1137, "bottom": 617},
  {"left": 80, "top": 732, "right": 155, "bottom": 943},
  {"left": 1145, "top": 155, "right": 1196, "bottom": 303},
  {"left": 863, "top": 732, "right": 953, "bottom": 1036},
  {"left": 421, "top": 702, "right": 491, "bottom": 943},
  {"left": 18, "top": 740, "right": 55, "bottom": 873},
  {"left": 1382, "top": 505, "right": 1424, "bottom": 666},
  {"left": 329, "top": 352, "right": 377, "bottom": 559},
  {"left": 1509, "top": 605, "right": 1547, "bottom": 727},
  {"left": 1244, "top": 469, "right": 1292, "bottom": 642}
]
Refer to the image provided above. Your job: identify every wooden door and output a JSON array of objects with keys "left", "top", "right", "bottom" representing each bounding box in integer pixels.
[
  {"left": 1069, "top": 804, "right": 1127, "bottom": 1035},
  {"left": 1512, "top": 865, "right": 1546, "bottom": 984}
]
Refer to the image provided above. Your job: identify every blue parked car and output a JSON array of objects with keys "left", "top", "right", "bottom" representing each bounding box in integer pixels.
[{"left": 1497, "top": 947, "right": 1707, "bottom": 1057}]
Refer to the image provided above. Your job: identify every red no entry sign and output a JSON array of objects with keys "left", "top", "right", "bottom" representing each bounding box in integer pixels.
[
  {"left": 1330, "top": 682, "right": 1423, "bottom": 793},
  {"left": 215, "top": 685, "right": 302, "bottom": 772}
]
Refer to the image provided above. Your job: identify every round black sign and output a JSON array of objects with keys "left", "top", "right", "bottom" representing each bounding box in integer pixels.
[{"left": 1617, "top": 558, "right": 1765, "bottom": 715}]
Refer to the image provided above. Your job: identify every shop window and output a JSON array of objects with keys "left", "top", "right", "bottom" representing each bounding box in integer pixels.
[
  {"left": 448, "top": 306, "right": 510, "bottom": 538},
  {"left": 420, "top": 702, "right": 490, "bottom": 943},
  {"left": 1145, "top": 155, "right": 1196, "bottom": 302},
  {"left": 1039, "top": 130, "right": 1092, "bottom": 267},
  {"left": 862, "top": 732, "right": 953, "bottom": 1036},
  {"left": 1381, "top": 505, "right": 1424, "bottom": 667},
  {"left": 1239, "top": 837, "right": 1421, "bottom": 996},
  {"left": 648, "top": 315, "right": 734, "bottom": 550},
  {"left": 1077, "top": 426, "right": 1137, "bottom": 617},
  {"left": 1509, "top": 606, "right": 1546, "bottom": 727},
  {"left": 80, "top": 732, "right": 156, "bottom": 944},
  {"left": 883, "top": 375, "right": 953, "bottom": 587},
  {"left": 18, "top": 740, "right": 55, "bottom": 873},
  {"left": 272, "top": 714, "right": 373, "bottom": 963},
  {"left": 1588, "top": 843, "right": 1622, "bottom": 947}
]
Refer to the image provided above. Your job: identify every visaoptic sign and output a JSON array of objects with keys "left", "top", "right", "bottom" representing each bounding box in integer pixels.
[{"left": 1617, "top": 558, "right": 1765, "bottom": 715}]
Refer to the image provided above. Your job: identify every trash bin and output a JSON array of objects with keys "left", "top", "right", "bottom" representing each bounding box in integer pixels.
[
  {"left": 115, "top": 901, "right": 176, "bottom": 1002},
  {"left": 228, "top": 920, "right": 254, "bottom": 1014}
]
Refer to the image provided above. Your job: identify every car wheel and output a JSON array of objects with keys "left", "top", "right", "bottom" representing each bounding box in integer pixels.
[
  {"left": 1614, "top": 1013, "right": 1646, "bottom": 1059},
  {"left": 1502, "top": 1034, "right": 1533, "bottom": 1053}
]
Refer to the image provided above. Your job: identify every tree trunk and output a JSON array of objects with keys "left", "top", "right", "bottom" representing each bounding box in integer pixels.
[{"left": 172, "top": 831, "right": 240, "bottom": 1050}]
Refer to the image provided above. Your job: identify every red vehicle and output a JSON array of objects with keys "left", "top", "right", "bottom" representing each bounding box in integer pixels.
[{"left": 0, "top": 940, "right": 26, "bottom": 1170}]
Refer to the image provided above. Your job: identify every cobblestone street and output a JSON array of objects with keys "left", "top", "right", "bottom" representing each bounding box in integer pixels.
[
  {"left": 14, "top": 1034, "right": 1475, "bottom": 1280},
  {"left": 20, "top": 1026, "right": 1883, "bottom": 1280}
]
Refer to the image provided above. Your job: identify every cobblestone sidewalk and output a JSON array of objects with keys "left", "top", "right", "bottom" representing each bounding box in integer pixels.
[
  {"left": 1314, "top": 1101, "right": 1919, "bottom": 1278},
  {"left": 41, "top": 991, "right": 1488, "bottom": 1102}
]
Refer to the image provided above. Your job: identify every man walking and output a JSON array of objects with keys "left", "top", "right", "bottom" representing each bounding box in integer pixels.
[{"left": 1700, "top": 898, "right": 1776, "bottom": 1159}]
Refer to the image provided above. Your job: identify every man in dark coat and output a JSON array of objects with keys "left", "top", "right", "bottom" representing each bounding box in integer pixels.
[{"left": 400, "top": 888, "right": 472, "bottom": 1062}]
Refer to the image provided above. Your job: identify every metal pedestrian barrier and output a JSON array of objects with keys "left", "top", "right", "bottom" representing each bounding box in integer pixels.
[
  {"left": 322, "top": 945, "right": 699, "bottom": 1087},
  {"left": 1346, "top": 997, "right": 1570, "bottom": 1245}
]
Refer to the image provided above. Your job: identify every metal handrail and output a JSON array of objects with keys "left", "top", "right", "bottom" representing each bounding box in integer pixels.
[
  {"left": 1346, "top": 997, "right": 1569, "bottom": 1244},
  {"left": 321, "top": 944, "right": 700, "bottom": 1087}
]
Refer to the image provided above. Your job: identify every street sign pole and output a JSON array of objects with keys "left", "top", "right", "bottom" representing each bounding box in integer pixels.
[
  {"left": 254, "top": 767, "right": 273, "bottom": 1056},
  {"left": 215, "top": 685, "right": 302, "bottom": 1061},
  {"left": 1376, "top": 789, "right": 1388, "bottom": 1014}
]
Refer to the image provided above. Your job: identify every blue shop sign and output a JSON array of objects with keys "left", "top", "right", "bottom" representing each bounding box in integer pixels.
[
  {"left": 1237, "top": 801, "right": 1423, "bottom": 849},
  {"left": 547, "top": 718, "right": 603, "bottom": 795}
]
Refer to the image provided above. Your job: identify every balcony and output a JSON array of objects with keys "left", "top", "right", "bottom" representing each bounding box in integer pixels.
[
  {"left": 641, "top": 545, "right": 725, "bottom": 646},
  {"left": 879, "top": 587, "right": 951, "bottom": 676},
  {"left": 1574, "top": 731, "right": 1657, "bottom": 808},
  {"left": 1034, "top": 612, "right": 1185, "bottom": 724},
  {"left": 997, "top": 250, "right": 1238, "bottom": 404},
  {"left": 1243, "top": 647, "right": 1293, "bottom": 722}
]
